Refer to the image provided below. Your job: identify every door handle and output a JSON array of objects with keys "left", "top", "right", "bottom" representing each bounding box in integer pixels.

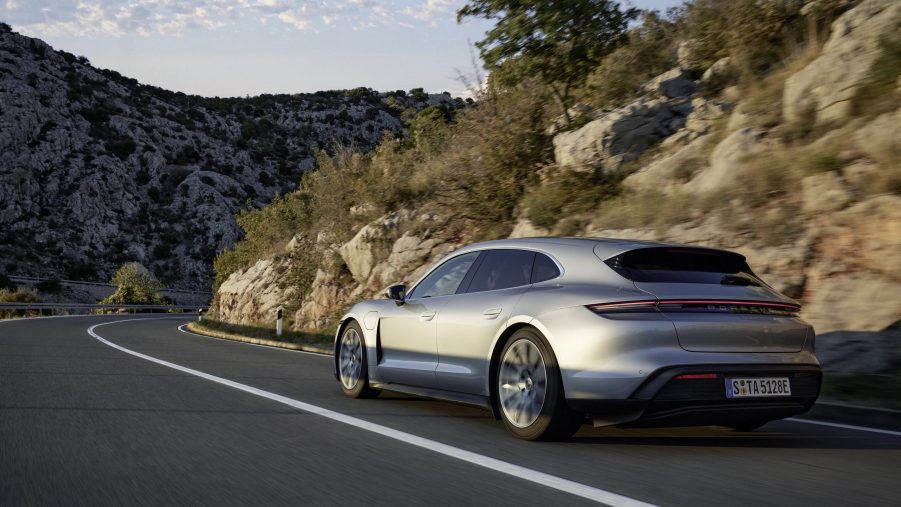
[
  {"left": 482, "top": 308, "right": 502, "bottom": 319},
  {"left": 420, "top": 311, "right": 437, "bottom": 321}
]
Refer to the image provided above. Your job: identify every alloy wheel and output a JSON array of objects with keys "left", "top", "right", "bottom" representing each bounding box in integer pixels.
[
  {"left": 498, "top": 338, "right": 548, "bottom": 428},
  {"left": 339, "top": 327, "right": 363, "bottom": 390}
]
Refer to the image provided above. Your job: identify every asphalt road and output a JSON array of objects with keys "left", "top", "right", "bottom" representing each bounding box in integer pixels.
[{"left": 2, "top": 315, "right": 899, "bottom": 506}]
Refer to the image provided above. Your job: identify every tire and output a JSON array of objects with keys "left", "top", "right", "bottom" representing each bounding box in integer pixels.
[
  {"left": 495, "top": 327, "right": 583, "bottom": 441},
  {"left": 336, "top": 321, "right": 379, "bottom": 399}
]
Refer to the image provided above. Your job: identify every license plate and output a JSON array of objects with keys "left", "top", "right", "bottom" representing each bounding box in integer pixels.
[{"left": 725, "top": 377, "right": 791, "bottom": 398}]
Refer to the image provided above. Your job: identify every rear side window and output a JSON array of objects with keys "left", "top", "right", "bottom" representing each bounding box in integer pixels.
[
  {"left": 466, "top": 249, "right": 535, "bottom": 293},
  {"left": 531, "top": 253, "right": 560, "bottom": 283},
  {"left": 605, "top": 247, "right": 760, "bottom": 285}
]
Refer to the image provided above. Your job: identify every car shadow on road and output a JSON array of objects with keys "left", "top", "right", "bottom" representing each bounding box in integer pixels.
[{"left": 569, "top": 425, "right": 901, "bottom": 449}]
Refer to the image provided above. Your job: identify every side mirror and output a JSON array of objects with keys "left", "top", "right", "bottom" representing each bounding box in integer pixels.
[{"left": 385, "top": 283, "right": 407, "bottom": 305}]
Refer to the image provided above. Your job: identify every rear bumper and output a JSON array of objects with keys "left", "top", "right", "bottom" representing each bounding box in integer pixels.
[{"left": 567, "top": 364, "right": 822, "bottom": 427}]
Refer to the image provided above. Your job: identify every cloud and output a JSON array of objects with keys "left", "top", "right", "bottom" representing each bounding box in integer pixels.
[{"left": 1, "top": 0, "right": 465, "bottom": 37}]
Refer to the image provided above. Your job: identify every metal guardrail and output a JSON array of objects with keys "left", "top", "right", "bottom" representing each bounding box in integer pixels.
[
  {"left": 8, "top": 276, "right": 213, "bottom": 296},
  {"left": 0, "top": 303, "right": 207, "bottom": 318}
]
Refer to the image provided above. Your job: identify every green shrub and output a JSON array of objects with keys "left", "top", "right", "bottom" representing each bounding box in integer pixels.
[
  {"left": 807, "top": 153, "right": 843, "bottom": 173},
  {"left": 581, "top": 11, "right": 677, "bottom": 108},
  {"left": 680, "top": 0, "right": 804, "bottom": 76},
  {"left": 0, "top": 289, "right": 41, "bottom": 318},
  {"left": 100, "top": 263, "right": 165, "bottom": 305},
  {"left": 523, "top": 171, "right": 619, "bottom": 229},
  {"left": 850, "top": 37, "right": 901, "bottom": 118}
]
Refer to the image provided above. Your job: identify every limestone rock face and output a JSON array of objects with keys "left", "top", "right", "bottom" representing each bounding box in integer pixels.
[
  {"left": 640, "top": 68, "right": 698, "bottom": 99},
  {"left": 801, "top": 171, "right": 853, "bottom": 213},
  {"left": 215, "top": 258, "right": 292, "bottom": 325},
  {"left": 801, "top": 196, "right": 901, "bottom": 337},
  {"left": 0, "top": 26, "right": 459, "bottom": 288},
  {"left": 685, "top": 98, "right": 733, "bottom": 134},
  {"left": 338, "top": 225, "right": 383, "bottom": 283},
  {"left": 553, "top": 68, "right": 695, "bottom": 173},
  {"left": 622, "top": 135, "right": 710, "bottom": 192},
  {"left": 783, "top": 0, "right": 901, "bottom": 124},
  {"left": 853, "top": 108, "right": 901, "bottom": 164},
  {"left": 687, "top": 128, "right": 766, "bottom": 193}
]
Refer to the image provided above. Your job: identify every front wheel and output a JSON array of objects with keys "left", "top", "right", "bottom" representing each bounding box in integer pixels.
[
  {"left": 336, "top": 321, "right": 379, "bottom": 399},
  {"left": 496, "top": 328, "right": 582, "bottom": 440}
]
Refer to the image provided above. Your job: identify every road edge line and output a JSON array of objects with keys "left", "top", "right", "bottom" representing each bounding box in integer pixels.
[
  {"left": 785, "top": 418, "right": 901, "bottom": 437},
  {"left": 89, "top": 317, "right": 656, "bottom": 507},
  {"left": 177, "top": 324, "right": 330, "bottom": 357}
]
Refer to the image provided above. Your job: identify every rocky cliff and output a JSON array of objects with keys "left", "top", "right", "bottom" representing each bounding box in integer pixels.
[
  {"left": 0, "top": 25, "right": 460, "bottom": 288},
  {"left": 210, "top": 0, "right": 900, "bottom": 372}
]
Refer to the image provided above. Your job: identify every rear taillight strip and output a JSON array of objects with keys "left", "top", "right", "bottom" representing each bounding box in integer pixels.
[
  {"left": 587, "top": 299, "right": 800, "bottom": 314},
  {"left": 659, "top": 299, "right": 800, "bottom": 312}
]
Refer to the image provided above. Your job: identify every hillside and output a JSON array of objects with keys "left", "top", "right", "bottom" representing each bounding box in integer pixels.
[
  {"left": 206, "top": 0, "right": 901, "bottom": 374},
  {"left": 0, "top": 24, "right": 461, "bottom": 288}
]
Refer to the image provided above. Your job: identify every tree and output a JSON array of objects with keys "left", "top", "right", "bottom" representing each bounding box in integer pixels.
[
  {"left": 100, "top": 263, "right": 165, "bottom": 305},
  {"left": 458, "top": 0, "right": 638, "bottom": 121}
]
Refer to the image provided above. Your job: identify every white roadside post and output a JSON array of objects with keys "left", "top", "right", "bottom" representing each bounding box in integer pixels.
[
  {"left": 198, "top": 308, "right": 204, "bottom": 322},
  {"left": 276, "top": 305, "right": 283, "bottom": 337}
]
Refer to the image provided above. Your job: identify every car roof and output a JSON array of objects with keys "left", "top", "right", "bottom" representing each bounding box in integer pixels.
[{"left": 453, "top": 236, "right": 682, "bottom": 259}]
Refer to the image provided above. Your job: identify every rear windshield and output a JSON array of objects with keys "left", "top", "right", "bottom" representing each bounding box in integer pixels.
[{"left": 604, "top": 247, "right": 761, "bottom": 285}]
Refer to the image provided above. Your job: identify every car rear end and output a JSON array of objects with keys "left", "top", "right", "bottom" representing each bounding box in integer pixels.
[{"left": 549, "top": 243, "right": 821, "bottom": 428}]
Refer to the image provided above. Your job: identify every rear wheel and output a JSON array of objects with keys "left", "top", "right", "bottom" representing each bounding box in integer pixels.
[
  {"left": 496, "top": 328, "right": 582, "bottom": 440},
  {"left": 336, "top": 321, "right": 379, "bottom": 399}
]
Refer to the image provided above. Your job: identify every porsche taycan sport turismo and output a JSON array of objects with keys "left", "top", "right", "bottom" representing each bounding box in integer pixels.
[{"left": 333, "top": 237, "right": 821, "bottom": 440}]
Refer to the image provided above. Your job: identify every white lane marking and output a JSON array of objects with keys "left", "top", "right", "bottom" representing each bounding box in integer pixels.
[
  {"left": 786, "top": 418, "right": 901, "bottom": 437},
  {"left": 177, "top": 324, "right": 329, "bottom": 357},
  {"left": 90, "top": 318, "right": 655, "bottom": 507}
]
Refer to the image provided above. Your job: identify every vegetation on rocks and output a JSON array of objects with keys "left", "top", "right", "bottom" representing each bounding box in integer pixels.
[{"left": 137, "top": 0, "right": 901, "bottom": 354}]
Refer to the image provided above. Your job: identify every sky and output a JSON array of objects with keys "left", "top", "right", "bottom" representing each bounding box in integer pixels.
[{"left": 2, "top": 1, "right": 681, "bottom": 97}]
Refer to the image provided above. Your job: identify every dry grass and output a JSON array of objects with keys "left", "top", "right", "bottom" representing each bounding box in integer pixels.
[{"left": 187, "top": 319, "right": 332, "bottom": 353}]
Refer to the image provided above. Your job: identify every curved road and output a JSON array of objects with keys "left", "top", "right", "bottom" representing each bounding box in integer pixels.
[{"left": 1, "top": 315, "right": 899, "bottom": 506}]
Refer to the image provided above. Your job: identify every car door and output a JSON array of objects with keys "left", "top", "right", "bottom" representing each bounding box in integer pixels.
[
  {"left": 435, "top": 249, "right": 537, "bottom": 395},
  {"left": 377, "top": 251, "right": 480, "bottom": 388}
]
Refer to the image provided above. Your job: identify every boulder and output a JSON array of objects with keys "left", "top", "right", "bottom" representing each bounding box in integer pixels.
[
  {"left": 553, "top": 94, "right": 691, "bottom": 173},
  {"left": 783, "top": 0, "right": 901, "bottom": 124},
  {"left": 622, "top": 135, "right": 710, "bottom": 192},
  {"left": 640, "top": 68, "right": 698, "bottom": 99},
  {"left": 801, "top": 171, "right": 853, "bottom": 213},
  {"left": 685, "top": 97, "right": 733, "bottom": 134},
  {"left": 854, "top": 108, "right": 900, "bottom": 165},
  {"left": 686, "top": 128, "right": 765, "bottom": 193},
  {"left": 336, "top": 210, "right": 413, "bottom": 283},
  {"left": 701, "top": 57, "right": 733, "bottom": 84}
]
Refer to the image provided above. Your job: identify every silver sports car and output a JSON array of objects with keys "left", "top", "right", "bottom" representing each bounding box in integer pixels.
[{"left": 333, "top": 237, "right": 821, "bottom": 440}]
